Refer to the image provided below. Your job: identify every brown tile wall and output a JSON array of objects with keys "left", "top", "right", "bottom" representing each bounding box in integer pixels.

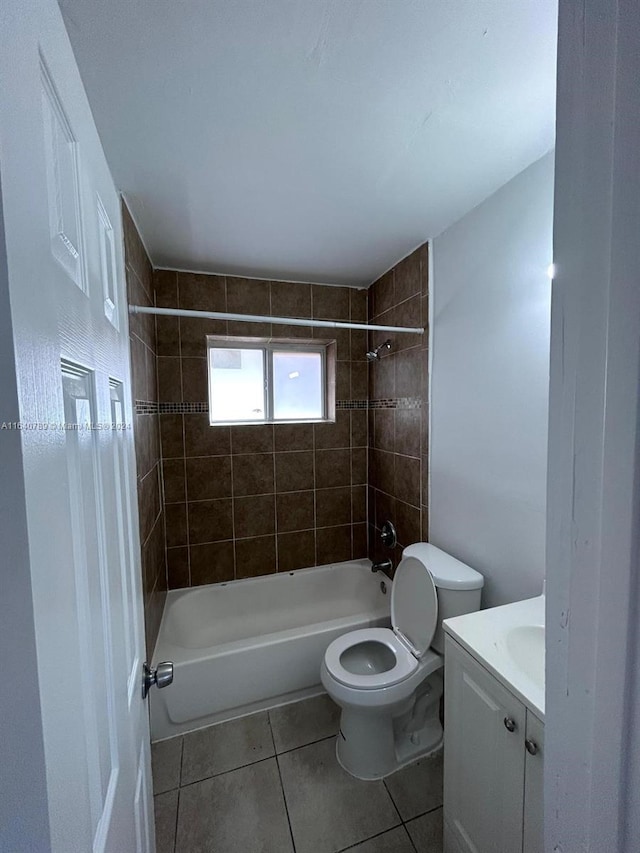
[
  {"left": 123, "top": 202, "right": 167, "bottom": 656},
  {"left": 154, "top": 271, "right": 369, "bottom": 587},
  {"left": 367, "top": 244, "right": 429, "bottom": 568}
]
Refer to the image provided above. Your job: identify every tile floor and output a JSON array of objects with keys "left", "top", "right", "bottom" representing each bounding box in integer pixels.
[{"left": 152, "top": 693, "right": 443, "bottom": 853}]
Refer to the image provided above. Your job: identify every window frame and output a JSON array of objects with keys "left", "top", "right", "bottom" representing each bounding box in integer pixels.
[{"left": 207, "top": 335, "right": 335, "bottom": 426}]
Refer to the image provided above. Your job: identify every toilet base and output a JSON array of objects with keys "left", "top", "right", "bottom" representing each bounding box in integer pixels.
[{"left": 334, "top": 672, "right": 444, "bottom": 780}]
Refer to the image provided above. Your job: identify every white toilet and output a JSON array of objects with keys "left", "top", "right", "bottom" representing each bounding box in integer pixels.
[{"left": 321, "top": 543, "right": 484, "bottom": 780}]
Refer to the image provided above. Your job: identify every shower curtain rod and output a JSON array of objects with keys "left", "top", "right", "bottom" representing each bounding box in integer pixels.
[{"left": 128, "top": 305, "right": 424, "bottom": 335}]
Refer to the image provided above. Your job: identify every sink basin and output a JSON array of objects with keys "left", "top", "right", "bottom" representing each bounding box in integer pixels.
[{"left": 505, "top": 625, "right": 545, "bottom": 688}]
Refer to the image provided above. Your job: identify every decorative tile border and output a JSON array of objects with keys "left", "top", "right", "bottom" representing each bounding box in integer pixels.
[
  {"left": 135, "top": 401, "right": 159, "bottom": 415},
  {"left": 135, "top": 397, "right": 422, "bottom": 415},
  {"left": 335, "top": 400, "right": 369, "bottom": 409},
  {"left": 134, "top": 401, "right": 208, "bottom": 415},
  {"left": 158, "top": 402, "right": 209, "bottom": 413},
  {"left": 368, "top": 397, "right": 422, "bottom": 410}
]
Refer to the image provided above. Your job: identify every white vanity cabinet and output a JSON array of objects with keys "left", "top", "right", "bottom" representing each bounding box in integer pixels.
[{"left": 443, "top": 635, "right": 544, "bottom": 853}]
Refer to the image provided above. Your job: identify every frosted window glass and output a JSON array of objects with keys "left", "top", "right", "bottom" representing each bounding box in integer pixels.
[
  {"left": 209, "top": 348, "right": 265, "bottom": 421},
  {"left": 273, "top": 351, "right": 323, "bottom": 420}
]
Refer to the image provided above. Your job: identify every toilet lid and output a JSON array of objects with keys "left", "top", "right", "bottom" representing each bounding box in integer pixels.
[{"left": 391, "top": 555, "right": 438, "bottom": 657}]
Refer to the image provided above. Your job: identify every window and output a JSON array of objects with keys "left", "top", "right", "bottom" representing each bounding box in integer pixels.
[{"left": 207, "top": 337, "right": 336, "bottom": 425}]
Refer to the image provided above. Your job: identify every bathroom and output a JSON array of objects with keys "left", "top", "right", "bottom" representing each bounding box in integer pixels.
[
  {"left": 2, "top": 1, "right": 639, "bottom": 853},
  {"left": 126, "top": 143, "right": 555, "bottom": 849},
  {"left": 126, "top": 140, "right": 552, "bottom": 853}
]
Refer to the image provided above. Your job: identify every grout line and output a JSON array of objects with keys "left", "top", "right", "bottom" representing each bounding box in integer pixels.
[
  {"left": 274, "top": 732, "right": 336, "bottom": 758},
  {"left": 402, "top": 822, "right": 419, "bottom": 853},
  {"left": 402, "top": 807, "right": 444, "bottom": 853},
  {"left": 178, "top": 754, "right": 275, "bottom": 791},
  {"left": 178, "top": 735, "right": 185, "bottom": 789},
  {"left": 266, "top": 708, "right": 276, "bottom": 750},
  {"left": 152, "top": 782, "right": 180, "bottom": 798},
  {"left": 406, "top": 803, "right": 444, "bottom": 820},
  {"left": 176, "top": 528, "right": 317, "bottom": 547},
  {"left": 271, "top": 748, "right": 297, "bottom": 851},
  {"left": 382, "top": 777, "right": 406, "bottom": 827},
  {"left": 172, "top": 787, "right": 180, "bottom": 853},
  {"left": 171, "top": 495, "right": 240, "bottom": 506},
  {"left": 141, "top": 503, "right": 163, "bottom": 549},
  {"left": 170, "top": 451, "right": 234, "bottom": 461},
  {"left": 335, "top": 822, "right": 404, "bottom": 853},
  {"left": 129, "top": 263, "right": 154, "bottom": 308}
]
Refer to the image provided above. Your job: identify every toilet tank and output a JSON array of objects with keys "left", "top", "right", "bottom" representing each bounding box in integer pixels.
[{"left": 402, "top": 543, "right": 484, "bottom": 654}]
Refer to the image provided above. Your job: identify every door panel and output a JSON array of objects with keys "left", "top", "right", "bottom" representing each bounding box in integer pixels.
[
  {"left": 61, "top": 363, "right": 120, "bottom": 844},
  {"left": 40, "top": 57, "right": 87, "bottom": 292},
  {"left": 109, "top": 378, "right": 143, "bottom": 706},
  {"left": 444, "top": 637, "right": 525, "bottom": 853},
  {"left": 0, "top": 1, "right": 153, "bottom": 850}
]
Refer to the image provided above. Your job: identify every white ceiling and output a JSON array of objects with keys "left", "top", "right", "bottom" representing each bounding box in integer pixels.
[{"left": 59, "top": 0, "right": 557, "bottom": 287}]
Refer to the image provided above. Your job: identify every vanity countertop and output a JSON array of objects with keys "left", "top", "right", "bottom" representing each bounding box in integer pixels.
[{"left": 443, "top": 595, "right": 545, "bottom": 720}]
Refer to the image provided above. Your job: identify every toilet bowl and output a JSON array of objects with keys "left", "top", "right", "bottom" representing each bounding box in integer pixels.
[{"left": 321, "top": 543, "right": 483, "bottom": 780}]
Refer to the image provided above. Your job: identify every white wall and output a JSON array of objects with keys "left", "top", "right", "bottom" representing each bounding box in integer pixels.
[
  {"left": 0, "top": 173, "right": 51, "bottom": 850},
  {"left": 430, "top": 152, "right": 554, "bottom": 608}
]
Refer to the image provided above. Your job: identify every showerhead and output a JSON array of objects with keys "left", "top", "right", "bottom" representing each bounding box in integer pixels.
[{"left": 366, "top": 339, "right": 392, "bottom": 361}]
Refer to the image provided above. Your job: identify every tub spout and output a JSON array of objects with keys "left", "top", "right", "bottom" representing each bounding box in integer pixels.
[{"left": 371, "top": 558, "right": 393, "bottom": 580}]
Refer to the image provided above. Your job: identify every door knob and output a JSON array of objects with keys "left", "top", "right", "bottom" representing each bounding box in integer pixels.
[
  {"left": 142, "top": 661, "right": 173, "bottom": 699},
  {"left": 503, "top": 717, "right": 517, "bottom": 733}
]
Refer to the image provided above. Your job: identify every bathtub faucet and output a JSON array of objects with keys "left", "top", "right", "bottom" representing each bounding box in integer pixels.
[{"left": 371, "top": 558, "right": 393, "bottom": 580}]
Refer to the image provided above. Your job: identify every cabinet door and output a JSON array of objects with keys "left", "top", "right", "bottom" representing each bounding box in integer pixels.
[
  {"left": 523, "top": 712, "right": 544, "bottom": 853},
  {"left": 444, "top": 637, "right": 526, "bottom": 853}
]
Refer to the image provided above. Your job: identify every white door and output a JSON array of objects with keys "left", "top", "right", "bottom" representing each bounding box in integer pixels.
[
  {"left": 444, "top": 637, "right": 525, "bottom": 853},
  {"left": 0, "top": 1, "right": 153, "bottom": 851}
]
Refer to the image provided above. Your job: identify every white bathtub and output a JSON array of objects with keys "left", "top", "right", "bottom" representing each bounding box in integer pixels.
[{"left": 150, "top": 558, "right": 391, "bottom": 740}]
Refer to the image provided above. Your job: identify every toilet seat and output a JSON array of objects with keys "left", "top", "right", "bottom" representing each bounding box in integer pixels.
[
  {"left": 324, "top": 627, "right": 418, "bottom": 690},
  {"left": 323, "top": 554, "right": 440, "bottom": 693}
]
